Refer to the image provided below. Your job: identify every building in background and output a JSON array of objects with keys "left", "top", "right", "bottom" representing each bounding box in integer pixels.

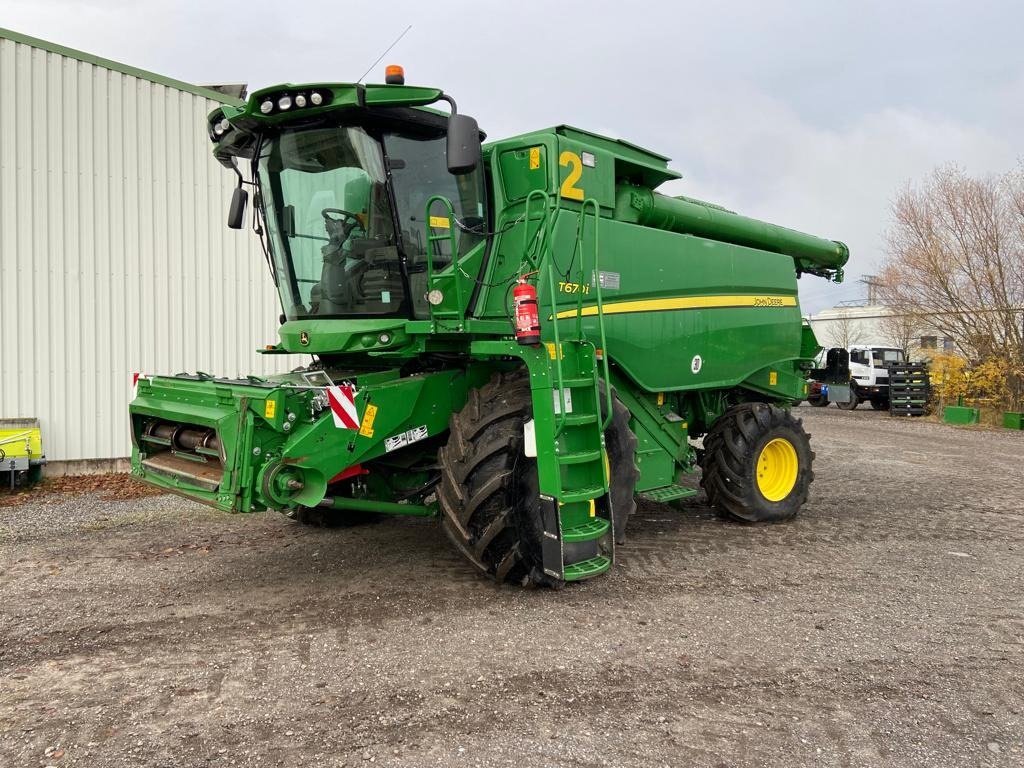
[
  {"left": 807, "top": 273, "right": 958, "bottom": 355},
  {"left": 808, "top": 303, "right": 957, "bottom": 356},
  {"left": 0, "top": 27, "right": 292, "bottom": 472}
]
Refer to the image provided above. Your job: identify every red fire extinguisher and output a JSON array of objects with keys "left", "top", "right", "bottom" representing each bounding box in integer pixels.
[{"left": 513, "top": 275, "right": 541, "bottom": 346}]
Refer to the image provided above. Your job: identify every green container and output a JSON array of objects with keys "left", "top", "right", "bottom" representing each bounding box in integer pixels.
[
  {"left": 1003, "top": 412, "right": 1024, "bottom": 430},
  {"left": 944, "top": 405, "right": 980, "bottom": 425}
]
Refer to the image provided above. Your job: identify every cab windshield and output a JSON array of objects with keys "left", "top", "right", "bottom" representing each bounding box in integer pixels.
[
  {"left": 870, "top": 347, "right": 905, "bottom": 365},
  {"left": 257, "top": 122, "right": 486, "bottom": 320}
]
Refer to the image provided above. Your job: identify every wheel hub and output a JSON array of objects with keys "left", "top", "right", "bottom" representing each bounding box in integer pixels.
[{"left": 756, "top": 437, "right": 798, "bottom": 502}]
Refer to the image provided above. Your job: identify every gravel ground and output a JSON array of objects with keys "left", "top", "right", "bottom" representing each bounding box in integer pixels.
[{"left": 1, "top": 406, "right": 1022, "bottom": 767}]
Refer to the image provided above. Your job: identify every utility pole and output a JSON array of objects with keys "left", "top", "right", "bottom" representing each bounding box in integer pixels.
[{"left": 860, "top": 274, "right": 885, "bottom": 305}]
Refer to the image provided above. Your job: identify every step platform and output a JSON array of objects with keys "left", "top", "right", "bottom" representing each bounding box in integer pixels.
[{"left": 639, "top": 484, "right": 699, "bottom": 504}]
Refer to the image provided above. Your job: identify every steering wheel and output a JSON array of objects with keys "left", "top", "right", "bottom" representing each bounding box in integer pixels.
[{"left": 321, "top": 208, "right": 361, "bottom": 226}]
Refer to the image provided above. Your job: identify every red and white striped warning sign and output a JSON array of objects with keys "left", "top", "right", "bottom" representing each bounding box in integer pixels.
[
  {"left": 327, "top": 385, "right": 360, "bottom": 429},
  {"left": 132, "top": 372, "right": 149, "bottom": 399}
]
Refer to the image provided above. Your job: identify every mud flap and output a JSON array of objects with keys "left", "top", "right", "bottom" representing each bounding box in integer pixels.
[
  {"left": 827, "top": 383, "right": 852, "bottom": 404},
  {"left": 539, "top": 496, "right": 563, "bottom": 580}
]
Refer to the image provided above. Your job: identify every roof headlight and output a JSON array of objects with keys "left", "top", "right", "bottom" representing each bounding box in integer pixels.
[
  {"left": 260, "top": 100, "right": 273, "bottom": 114},
  {"left": 218, "top": 118, "right": 231, "bottom": 133},
  {"left": 294, "top": 94, "right": 307, "bottom": 108},
  {"left": 213, "top": 122, "right": 226, "bottom": 137},
  {"left": 278, "top": 95, "right": 292, "bottom": 111},
  {"left": 310, "top": 91, "right": 323, "bottom": 106}
]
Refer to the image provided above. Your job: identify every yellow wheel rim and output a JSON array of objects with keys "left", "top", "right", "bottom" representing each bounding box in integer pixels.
[{"left": 756, "top": 437, "right": 799, "bottom": 502}]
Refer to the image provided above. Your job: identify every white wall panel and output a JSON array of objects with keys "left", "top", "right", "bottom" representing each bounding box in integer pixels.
[{"left": 0, "top": 35, "right": 293, "bottom": 462}]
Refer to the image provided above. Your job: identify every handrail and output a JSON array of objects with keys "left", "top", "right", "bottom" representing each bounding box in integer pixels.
[
  {"left": 580, "top": 198, "right": 614, "bottom": 430},
  {"left": 523, "top": 189, "right": 551, "bottom": 270},
  {"left": 532, "top": 192, "right": 613, "bottom": 438},
  {"left": 526, "top": 190, "right": 571, "bottom": 437},
  {"left": 423, "top": 195, "right": 463, "bottom": 329}
]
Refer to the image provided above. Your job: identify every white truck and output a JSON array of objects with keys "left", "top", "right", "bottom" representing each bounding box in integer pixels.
[
  {"left": 808, "top": 345, "right": 906, "bottom": 410},
  {"left": 839, "top": 345, "right": 906, "bottom": 410}
]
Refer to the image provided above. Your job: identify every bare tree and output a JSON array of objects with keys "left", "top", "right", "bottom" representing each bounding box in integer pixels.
[
  {"left": 825, "top": 313, "right": 866, "bottom": 349},
  {"left": 878, "top": 309, "right": 926, "bottom": 356},
  {"left": 879, "top": 165, "right": 1024, "bottom": 407}
]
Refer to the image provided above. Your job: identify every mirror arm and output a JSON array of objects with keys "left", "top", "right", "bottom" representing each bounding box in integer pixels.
[
  {"left": 436, "top": 94, "right": 458, "bottom": 115},
  {"left": 230, "top": 157, "right": 245, "bottom": 188}
]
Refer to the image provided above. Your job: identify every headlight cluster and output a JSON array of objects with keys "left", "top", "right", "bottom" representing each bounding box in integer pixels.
[
  {"left": 208, "top": 114, "right": 233, "bottom": 142},
  {"left": 258, "top": 90, "right": 329, "bottom": 116}
]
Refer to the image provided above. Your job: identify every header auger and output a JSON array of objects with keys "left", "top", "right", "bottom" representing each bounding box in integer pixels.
[{"left": 129, "top": 67, "right": 849, "bottom": 587}]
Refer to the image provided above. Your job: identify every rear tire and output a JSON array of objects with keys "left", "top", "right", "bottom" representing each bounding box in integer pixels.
[
  {"left": 808, "top": 396, "right": 829, "bottom": 408},
  {"left": 699, "top": 403, "right": 814, "bottom": 522}
]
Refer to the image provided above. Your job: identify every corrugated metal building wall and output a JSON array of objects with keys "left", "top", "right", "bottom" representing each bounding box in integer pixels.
[{"left": 0, "top": 28, "right": 292, "bottom": 466}]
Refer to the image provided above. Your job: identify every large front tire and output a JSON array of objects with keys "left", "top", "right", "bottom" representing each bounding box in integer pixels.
[
  {"left": 438, "top": 371, "right": 551, "bottom": 586},
  {"left": 438, "top": 371, "right": 638, "bottom": 585},
  {"left": 699, "top": 403, "right": 814, "bottom": 522},
  {"left": 601, "top": 385, "right": 640, "bottom": 545}
]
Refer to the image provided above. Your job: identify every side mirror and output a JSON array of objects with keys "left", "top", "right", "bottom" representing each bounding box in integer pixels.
[
  {"left": 447, "top": 113, "right": 481, "bottom": 175},
  {"left": 228, "top": 186, "right": 248, "bottom": 229}
]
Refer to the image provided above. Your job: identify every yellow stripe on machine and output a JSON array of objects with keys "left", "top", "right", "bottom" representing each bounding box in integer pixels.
[{"left": 553, "top": 294, "right": 797, "bottom": 320}]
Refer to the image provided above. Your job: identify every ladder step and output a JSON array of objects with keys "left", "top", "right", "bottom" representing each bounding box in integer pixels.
[
  {"left": 558, "top": 376, "right": 595, "bottom": 388},
  {"left": 562, "top": 517, "right": 610, "bottom": 543},
  {"left": 640, "top": 484, "right": 699, "bottom": 504},
  {"left": 562, "top": 412, "right": 599, "bottom": 426},
  {"left": 563, "top": 555, "right": 612, "bottom": 582},
  {"left": 556, "top": 448, "right": 602, "bottom": 465},
  {"left": 559, "top": 484, "right": 605, "bottom": 504}
]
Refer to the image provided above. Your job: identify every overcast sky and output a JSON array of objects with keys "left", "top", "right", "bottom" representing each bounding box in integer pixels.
[{"left": 6, "top": 0, "right": 1022, "bottom": 312}]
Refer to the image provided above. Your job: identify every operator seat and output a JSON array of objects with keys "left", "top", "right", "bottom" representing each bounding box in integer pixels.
[{"left": 351, "top": 243, "right": 404, "bottom": 312}]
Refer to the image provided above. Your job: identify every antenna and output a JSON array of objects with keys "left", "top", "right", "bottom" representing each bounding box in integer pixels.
[{"left": 357, "top": 25, "right": 413, "bottom": 84}]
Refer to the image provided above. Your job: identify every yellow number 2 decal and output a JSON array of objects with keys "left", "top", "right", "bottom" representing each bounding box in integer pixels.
[{"left": 559, "top": 151, "right": 585, "bottom": 201}]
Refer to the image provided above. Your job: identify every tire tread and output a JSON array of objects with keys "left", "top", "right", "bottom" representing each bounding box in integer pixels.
[{"left": 698, "top": 402, "right": 813, "bottom": 522}]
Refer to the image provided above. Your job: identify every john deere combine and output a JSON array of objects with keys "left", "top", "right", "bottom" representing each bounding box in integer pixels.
[{"left": 129, "top": 67, "right": 849, "bottom": 586}]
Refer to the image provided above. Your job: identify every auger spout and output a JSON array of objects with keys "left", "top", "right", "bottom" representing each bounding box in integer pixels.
[{"left": 614, "top": 185, "right": 849, "bottom": 277}]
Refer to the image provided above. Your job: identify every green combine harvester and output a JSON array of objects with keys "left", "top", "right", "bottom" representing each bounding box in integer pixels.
[{"left": 129, "top": 66, "right": 849, "bottom": 586}]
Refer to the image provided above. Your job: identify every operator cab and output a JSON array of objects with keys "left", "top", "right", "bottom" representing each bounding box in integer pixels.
[
  {"left": 258, "top": 125, "right": 402, "bottom": 317},
  {"left": 211, "top": 77, "right": 487, "bottom": 324}
]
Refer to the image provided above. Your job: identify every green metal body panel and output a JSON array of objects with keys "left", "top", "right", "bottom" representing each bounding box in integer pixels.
[
  {"left": 132, "top": 366, "right": 490, "bottom": 512},
  {"left": 553, "top": 214, "right": 804, "bottom": 394},
  {"left": 127, "top": 78, "right": 849, "bottom": 582},
  {"left": 464, "top": 128, "right": 828, "bottom": 403}
]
